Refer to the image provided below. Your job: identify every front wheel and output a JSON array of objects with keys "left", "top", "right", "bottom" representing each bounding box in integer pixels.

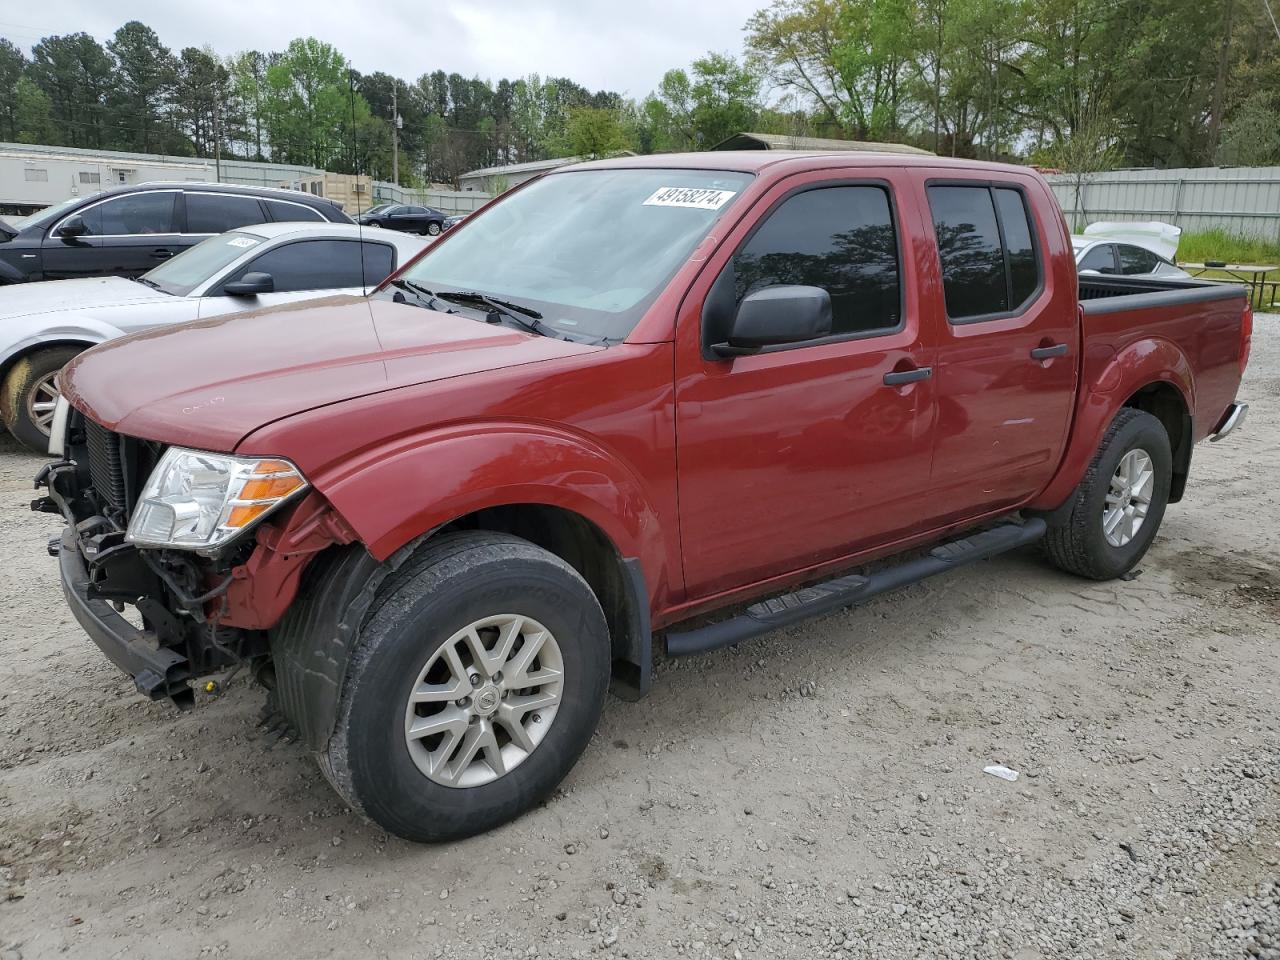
[
  {"left": 1, "top": 345, "right": 80, "bottom": 453},
  {"left": 321, "top": 532, "right": 610, "bottom": 842},
  {"left": 1044, "top": 408, "right": 1172, "bottom": 580}
]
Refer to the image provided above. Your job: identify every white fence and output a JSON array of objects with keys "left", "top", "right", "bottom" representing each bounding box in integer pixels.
[{"left": 1045, "top": 166, "right": 1280, "bottom": 239}]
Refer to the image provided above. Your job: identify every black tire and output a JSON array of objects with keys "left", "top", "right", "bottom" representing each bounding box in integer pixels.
[
  {"left": 321, "top": 531, "right": 610, "bottom": 842},
  {"left": 1044, "top": 408, "right": 1172, "bottom": 580},
  {"left": 1, "top": 346, "right": 80, "bottom": 454},
  {"left": 426, "top": 221, "right": 442, "bottom": 236}
]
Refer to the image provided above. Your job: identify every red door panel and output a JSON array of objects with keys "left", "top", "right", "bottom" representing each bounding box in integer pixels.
[
  {"left": 673, "top": 168, "right": 940, "bottom": 600},
  {"left": 924, "top": 176, "right": 1079, "bottom": 521}
]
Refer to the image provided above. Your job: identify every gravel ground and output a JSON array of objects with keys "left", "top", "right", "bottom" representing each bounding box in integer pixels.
[{"left": 1, "top": 320, "right": 1278, "bottom": 960}]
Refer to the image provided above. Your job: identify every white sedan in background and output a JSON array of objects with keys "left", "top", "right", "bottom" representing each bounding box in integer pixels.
[
  {"left": 1073, "top": 236, "right": 1191, "bottom": 279},
  {"left": 0, "top": 223, "right": 428, "bottom": 451}
]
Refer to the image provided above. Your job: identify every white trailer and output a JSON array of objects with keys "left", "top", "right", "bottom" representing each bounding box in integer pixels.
[{"left": 0, "top": 147, "right": 216, "bottom": 216}]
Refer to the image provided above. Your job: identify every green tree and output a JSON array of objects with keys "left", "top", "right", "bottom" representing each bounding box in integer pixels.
[
  {"left": 106, "top": 21, "right": 178, "bottom": 153},
  {"left": 14, "top": 75, "right": 56, "bottom": 143},
  {"left": 263, "top": 38, "right": 356, "bottom": 169},
  {"left": 0, "top": 38, "right": 25, "bottom": 141},
  {"left": 28, "top": 32, "right": 115, "bottom": 147},
  {"left": 560, "top": 106, "right": 627, "bottom": 157}
]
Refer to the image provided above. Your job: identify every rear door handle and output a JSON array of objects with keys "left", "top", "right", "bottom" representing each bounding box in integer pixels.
[
  {"left": 1030, "top": 343, "right": 1069, "bottom": 360},
  {"left": 883, "top": 367, "right": 932, "bottom": 386},
  {"left": 150, "top": 248, "right": 173, "bottom": 260}
]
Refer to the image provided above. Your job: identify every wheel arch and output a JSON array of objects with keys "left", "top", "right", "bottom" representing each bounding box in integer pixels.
[{"left": 1032, "top": 336, "right": 1194, "bottom": 511}]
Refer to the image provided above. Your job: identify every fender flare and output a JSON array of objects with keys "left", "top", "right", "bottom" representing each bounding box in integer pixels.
[
  {"left": 0, "top": 323, "right": 120, "bottom": 378},
  {"left": 309, "top": 420, "right": 671, "bottom": 597},
  {"left": 1033, "top": 336, "right": 1194, "bottom": 511}
]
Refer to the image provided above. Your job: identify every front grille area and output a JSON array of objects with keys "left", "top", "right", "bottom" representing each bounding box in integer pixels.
[{"left": 84, "top": 419, "right": 126, "bottom": 512}]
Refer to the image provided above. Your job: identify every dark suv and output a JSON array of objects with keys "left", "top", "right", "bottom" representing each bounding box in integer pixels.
[{"left": 0, "top": 183, "right": 352, "bottom": 284}]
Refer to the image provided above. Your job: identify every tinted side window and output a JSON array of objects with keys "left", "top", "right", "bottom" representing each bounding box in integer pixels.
[
  {"left": 1118, "top": 245, "right": 1159, "bottom": 275},
  {"left": 264, "top": 199, "right": 324, "bottom": 223},
  {"left": 928, "top": 184, "right": 1043, "bottom": 320},
  {"left": 732, "top": 185, "right": 900, "bottom": 337},
  {"left": 994, "top": 188, "right": 1037, "bottom": 306},
  {"left": 927, "top": 185, "right": 1007, "bottom": 318},
  {"left": 81, "top": 191, "right": 177, "bottom": 235},
  {"left": 186, "top": 193, "right": 267, "bottom": 234},
  {"left": 362, "top": 242, "right": 396, "bottom": 283},
  {"left": 1079, "top": 244, "right": 1117, "bottom": 274},
  {"left": 231, "top": 240, "right": 368, "bottom": 292}
]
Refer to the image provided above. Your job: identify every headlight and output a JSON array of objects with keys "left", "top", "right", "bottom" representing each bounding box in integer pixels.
[{"left": 126, "top": 447, "right": 308, "bottom": 553}]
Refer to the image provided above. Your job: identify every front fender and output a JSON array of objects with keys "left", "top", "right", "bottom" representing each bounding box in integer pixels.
[
  {"left": 0, "top": 318, "right": 121, "bottom": 374},
  {"left": 311, "top": 421, "right": 671, "bottom": 601},
  {"left": 1033, "top": 335, "right": 1194, "bottom": 510}
]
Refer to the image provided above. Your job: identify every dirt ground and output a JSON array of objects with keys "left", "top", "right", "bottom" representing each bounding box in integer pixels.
[{"left": 1, "top": 322, "right": 1277, "bottom": 960}]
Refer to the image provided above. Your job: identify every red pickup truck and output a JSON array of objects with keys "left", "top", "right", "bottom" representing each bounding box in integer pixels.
[{"left": 36, "top": 152, "right": 1251, "bottom": 842}]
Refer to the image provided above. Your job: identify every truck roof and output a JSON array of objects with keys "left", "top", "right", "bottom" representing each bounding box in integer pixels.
[{"left": 558, "top": 150, "right": 1039, "bottom": 179}]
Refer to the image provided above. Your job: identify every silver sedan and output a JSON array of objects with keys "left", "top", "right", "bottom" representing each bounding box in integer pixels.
[{"left": 1073, "top": 236, "right": 1190, "bottom": 279}]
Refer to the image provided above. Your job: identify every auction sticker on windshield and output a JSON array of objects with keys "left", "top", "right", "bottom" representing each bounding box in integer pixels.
[
  {"left": 643, "top": 187, "right": 737, "bottom": 210},
  {"left": 226, "top": 237, "right": 259, "bottom": 248}
]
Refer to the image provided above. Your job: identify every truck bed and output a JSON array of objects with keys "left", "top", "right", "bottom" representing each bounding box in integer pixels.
[{"left": 1079, "top": 273, "right": 1245, "bottom": 307}]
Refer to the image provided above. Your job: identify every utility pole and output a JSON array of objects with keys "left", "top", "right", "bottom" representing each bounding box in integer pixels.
[
  {"left": 214, "top": 94, "right": 222, "bottom": 182},
  {"left": 392, "top": 83, "right": 400, "bottom": 186}
]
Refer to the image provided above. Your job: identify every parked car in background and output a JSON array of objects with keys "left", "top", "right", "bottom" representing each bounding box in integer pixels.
[
  {"left": 1073, "top": 237, "right": 1190, "bottom": 279},
  {"left": 37, "top": 153, "right": 1250, "bottom": 842},
  {"left": 441, "top": 213, "right": 468, "bottom": 232},
  {"left": 0, "top": 183, "right": 352, "bottom": 286},
  {"left": 356, "top": 203, "right": 448, "bottom": 235},
  {"left": 1, "top": 223, "right": 426, "bottom": 451}
]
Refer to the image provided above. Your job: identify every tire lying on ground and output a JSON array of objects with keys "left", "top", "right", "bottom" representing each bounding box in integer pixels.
[
  {"left": 321, "top": 531, "right": 611, "bottom": 842},
  {"left": 1045, "top": 407, "right": 1172, "bottom": 581},
  {"left": 1, "top": 345, "right": 80, "bottom": 454}
]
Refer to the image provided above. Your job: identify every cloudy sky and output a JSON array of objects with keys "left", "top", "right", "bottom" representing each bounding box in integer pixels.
[{"left": 2, "top": 1, "right": 760, "bottom": 98}]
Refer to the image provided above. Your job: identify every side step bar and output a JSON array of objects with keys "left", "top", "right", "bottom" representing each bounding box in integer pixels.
[{"left": 664, "top": 519, "right": 1047, "bottom": 657}]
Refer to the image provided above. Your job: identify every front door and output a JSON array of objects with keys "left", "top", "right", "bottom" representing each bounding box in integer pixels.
[
  {"left": 42, "top": 190, "right": 184, "bottom": 279},
  {"left": 674, "top": 172, "right": 939, "bottom": 599},
  {"left": 923, "top": 178, "right": 1078, "bottom": 522}
]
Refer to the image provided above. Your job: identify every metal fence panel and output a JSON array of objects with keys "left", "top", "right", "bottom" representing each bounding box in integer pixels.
[{"left": 1045, "top": 166, "right": 1280, "bottom": 239}]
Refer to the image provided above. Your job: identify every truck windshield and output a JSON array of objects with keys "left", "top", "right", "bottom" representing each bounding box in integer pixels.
[{"left": 389, "top": 168, "right": 753, "bottom": 342}]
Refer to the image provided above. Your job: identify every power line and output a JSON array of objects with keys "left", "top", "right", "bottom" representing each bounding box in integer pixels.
[{"left": 1263, "top": 0, "right": 1280, "bottom": 41}]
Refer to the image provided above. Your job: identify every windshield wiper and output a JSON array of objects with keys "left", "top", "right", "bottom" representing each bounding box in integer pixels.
[
  {"left": 133, "top": 276, "right": 166, "bottom": 292},
  {"left": 434, "top": 290, "right": 564, "bottom": 339},
  {"left": 387, "top": 278, "right": 453, "bottom": 312}
]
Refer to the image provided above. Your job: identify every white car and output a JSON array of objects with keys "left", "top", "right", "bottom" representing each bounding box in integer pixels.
[
  {"left": 0, "top": 223, "right": 428, "bottom": 451},
  {"left": 1072, "top": 238, "right": 1190, "bottom": 280}
]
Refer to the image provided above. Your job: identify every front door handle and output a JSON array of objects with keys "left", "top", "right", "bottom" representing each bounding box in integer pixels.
[
  {"left": 150, "top": 248, "right": 173, "bottom": 260},
  {"left": 1030, "top": 343, "right": 1069, "bottom": 360},
  {"left": 883, "top": 366, "right": 932, "bottom": 386}
]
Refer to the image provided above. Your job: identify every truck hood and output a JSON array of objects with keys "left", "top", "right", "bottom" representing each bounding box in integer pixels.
[
  {"left": 63, "top": 295, "right": 601, "bottom": 450},
  {"left": 0, "top": 276, "right": 170, "bottom": 321}
]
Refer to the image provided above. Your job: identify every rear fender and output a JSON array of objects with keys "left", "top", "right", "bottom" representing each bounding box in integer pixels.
[
  {"left": 312, "top": 421, "right": 670, "bottom": 599},
  {"left": 1032, "top": 336, "right": 1193, "bottom": 511}
]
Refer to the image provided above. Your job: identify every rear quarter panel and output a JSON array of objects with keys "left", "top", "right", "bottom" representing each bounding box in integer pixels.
[{"left": 1032, "top": 286, "right": 1246, "bottom": 510}]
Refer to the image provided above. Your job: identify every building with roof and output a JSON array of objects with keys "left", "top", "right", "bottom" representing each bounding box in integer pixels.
[{"left": 711, "top": 132, "right": 933, "bottom": 156}]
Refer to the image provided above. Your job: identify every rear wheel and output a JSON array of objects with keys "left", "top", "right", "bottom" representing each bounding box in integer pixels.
[
  {"left": 1, "top": 346, "right": 80, "bottom": 453},
  {"left": 321, "top": 531, "right": 610, "bottom": 842},
  {"left": 1044, "top": 408, "right": 1172, "bottom": 580},
  {"left": 426, "top": 221, "right": 442, "bottom": 236}
]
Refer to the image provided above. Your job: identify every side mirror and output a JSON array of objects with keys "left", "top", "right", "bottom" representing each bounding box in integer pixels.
[
  {"left": 223, "top": 272, "right": 274, "bottom": 296},
  {"left": 712, "top": 285, "right": 832, "bottom": 357},
  {"left": 56, "top": 215, "right": 87, "bottom": 239}
]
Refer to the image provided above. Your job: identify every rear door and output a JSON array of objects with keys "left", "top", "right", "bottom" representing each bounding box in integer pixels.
[
  {"left": 924, "top": 178, "right": 1078, "bottom": 521},
  {"left": 1116, "top": 244, "right": 1162, "bottom": 277},
  {"left": 183, "top": 191, "right": 270, "bottom": 238},
  {"left": 42, "top": 190, "right": 182, "bottom": 279},
  {"left": 674, "top": 169, "right": 939, "bottom": 598}
]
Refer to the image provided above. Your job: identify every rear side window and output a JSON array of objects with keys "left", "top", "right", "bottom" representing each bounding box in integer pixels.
[
  {"left": 732, "top": 185, "right": 901, "bottom": 337},
  {"left": 264, "top": 199, "right": 325, "bottom": 223},
  {"left": 186, "top": 193, "right": 267, "bottom": 234},
  {"left": 361, "top": 242, "right": 396, "bottom": 283},
  {"left": 80, "top": 191, "right": 177, "bottom": 236},
  {"left": 927, "top": 184, "right": 1042, "bottom": 321},
  {"left": 1117, "top": 244, "right": 1160, "bottom": 275},
  {"left": 229, "top": 239, "right": 374, "bottom": 292},
  {"left": 1079, "top": 244, "right": 1118, "bottom": 274}
]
